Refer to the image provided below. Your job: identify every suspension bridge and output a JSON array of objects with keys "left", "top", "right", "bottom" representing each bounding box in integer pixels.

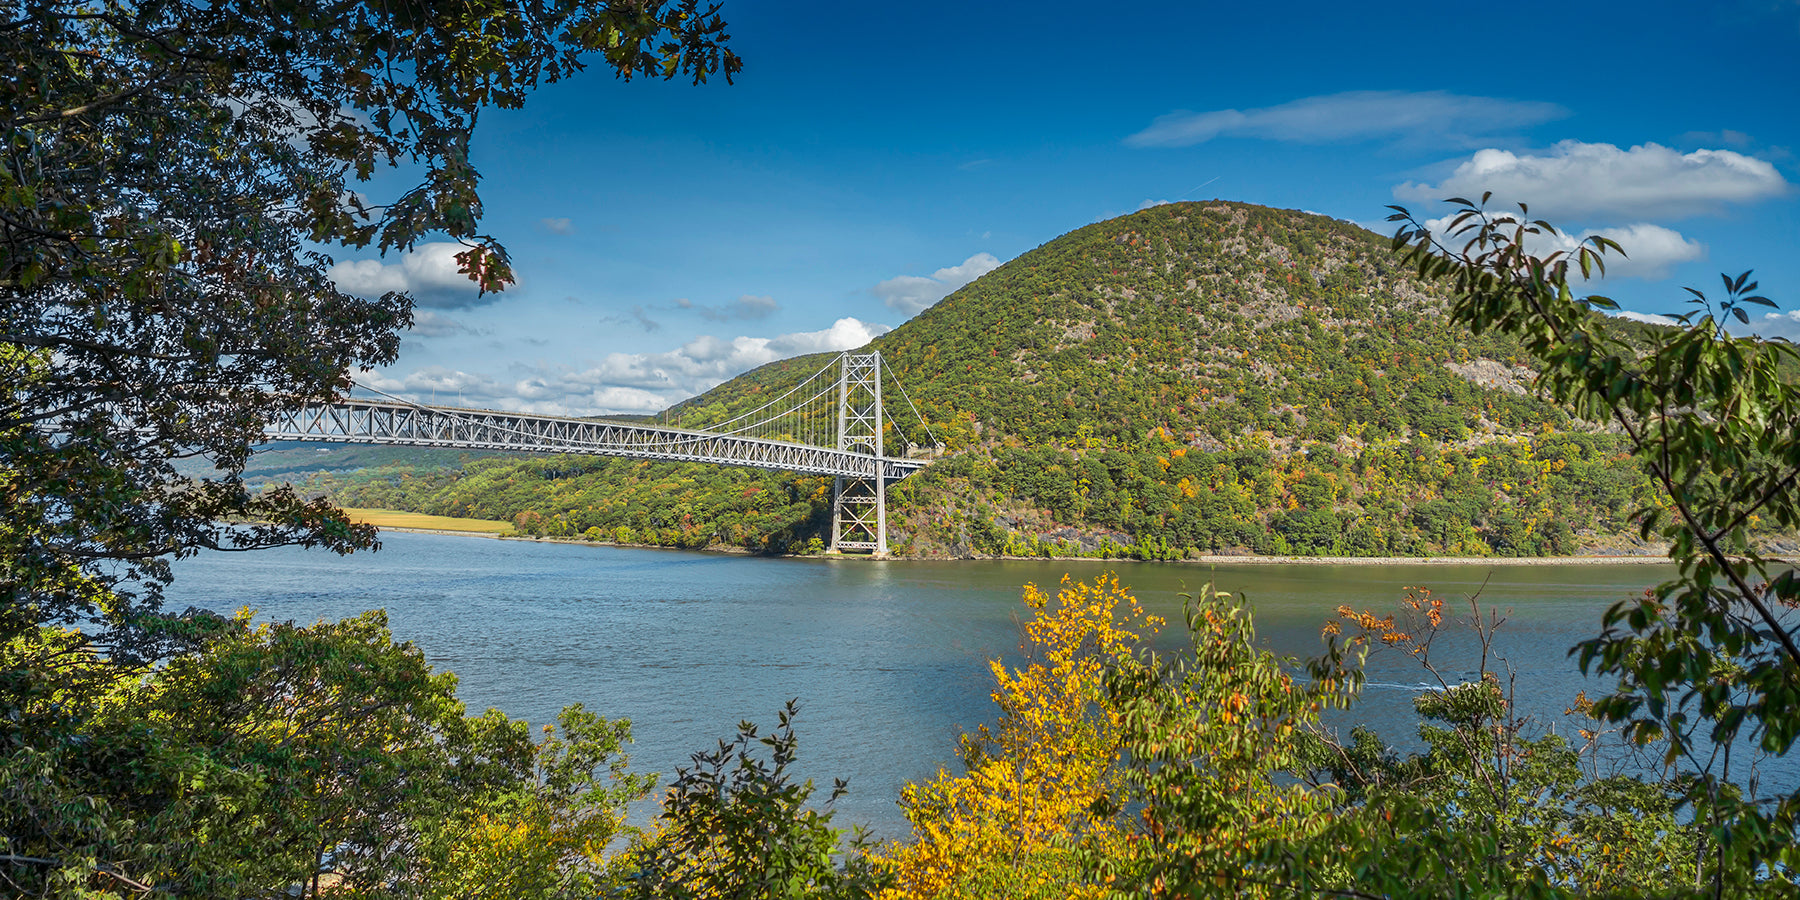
[{"left": 263, "top": 350, "right": 938, "bottom": 554}]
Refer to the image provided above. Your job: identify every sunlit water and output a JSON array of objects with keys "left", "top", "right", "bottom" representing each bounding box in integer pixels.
[{"left": 167, "top": 531, "right": 1685, "bottom": 839}]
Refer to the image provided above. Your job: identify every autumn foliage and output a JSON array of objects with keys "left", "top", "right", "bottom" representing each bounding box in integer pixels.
[{"left": 877, "top": 575, "right": 1158, "bottom": 899}]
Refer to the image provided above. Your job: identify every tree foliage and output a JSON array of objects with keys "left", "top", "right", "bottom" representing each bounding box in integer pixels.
[
  {"left": 878, "top": 575, "right": 1158, "bottom": 899},
  {"left": 1386, "top": 198, "right": 1800, "bottom": 894},
  {"left": 1268, "top": 591, "right": 1704, "bottom": 899},
  {"left": 2, "top": 0, "right": 736, "bottom": 891},
  {"left": 1, "top": 0, "right": 738, "bottom": 649},
  {"left": 2, "top": 610, "right": 651, "bottom": 897},
  {"left": 1095, "top": 582, "right": 1350, "bottom": 898},
  {"left": 629, "top": 699, "right": 883, "bottom": 900}
]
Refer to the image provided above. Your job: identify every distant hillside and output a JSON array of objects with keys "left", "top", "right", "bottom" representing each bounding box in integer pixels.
[
  {"left": 315, "top": 202, "right": 1660, "bottom": 558},
  {"left": 177, "top": 442, "right": 485, "bottom": 487}
]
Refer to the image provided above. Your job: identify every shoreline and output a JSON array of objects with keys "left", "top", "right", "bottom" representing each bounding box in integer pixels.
[{"left": 367, "top": 525, "right": 1683, "bottom": 566}]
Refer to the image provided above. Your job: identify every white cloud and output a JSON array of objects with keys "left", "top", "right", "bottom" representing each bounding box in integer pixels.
[
  {"left": 736, "top": 294, "right": 778, "bottom": 317},
  {"left": 1744, "top": 311, "right": 1800, "bottom": 342},
  {"left": 765, "top": 317, "right": 888, "bottom": 356},
  {"left": 873, "top": 253, "right": 1002, "bottom": 315},
  {"left": 1609, "top": 310, "right": 1800, "bottom": 342},
  {"left": 1396, "top": 140, "right": 1790, "bottom": 220},
  {"left": 1586, "top": 224, "right": 1708, "bottom": 279},
  {"left": 1125, "top": 91, "right": 1568, "bottom": 149},
  {"left": 1420, "top": 214, "right": 1706, "bottom": 281},
  {"left": 539, "top": 217, "right": 573, "bottom": 235},
  {"left": 329, "top": 242, "right": 492, "bottom": 308},
  {"left": 1612, "top": 310, "right": 1679, "bottom": 326},
  {"left": 1138, "top": 199, "right": 1174, "bottom": 210},
  {"left": 362, "top": 317, "right": 891, "bottom": 415}
]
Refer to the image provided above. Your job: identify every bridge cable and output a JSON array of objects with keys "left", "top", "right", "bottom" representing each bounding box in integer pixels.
[
  {"left": 343, "top": 380, "right": 815, "bottom": 454},
  {"left": 882, "top": 357, "right": 941, "bottom": 450},
  {"left": 678, "top": 352, "right": 841, "bottom": 437},
  {"left": 343, "top": 378, "right": 867, "bottom": 458}
]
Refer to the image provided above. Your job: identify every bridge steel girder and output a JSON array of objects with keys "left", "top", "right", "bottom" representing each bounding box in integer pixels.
[{"left": 263, "top": 400, "right": 926, "bottom": 482}]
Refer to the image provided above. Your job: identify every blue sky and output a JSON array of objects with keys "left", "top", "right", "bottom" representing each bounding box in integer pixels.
[{"left": 334, "top": 0, "right": 1800, "bottom": 415}]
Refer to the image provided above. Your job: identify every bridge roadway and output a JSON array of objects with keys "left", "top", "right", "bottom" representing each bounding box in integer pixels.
[{"left": 264, "top": 399, "right": 929, "bottom": 481}]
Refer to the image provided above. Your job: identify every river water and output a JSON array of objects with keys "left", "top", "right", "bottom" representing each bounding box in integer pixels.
[{"left": 167, "top": 530, "right": 1677, "bottom": 839}]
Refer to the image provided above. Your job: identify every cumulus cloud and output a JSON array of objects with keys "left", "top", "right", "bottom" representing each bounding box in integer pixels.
[
  {"left": 674, "top": 294, "right": 780, "bottom": 321},
  {"left": 1420, "top": 214, "right": 1706, "bottom": 281},
  {"left": 1607, "top": 310, "right": 1800, "bottom": 343},
  {"left": 329, "top": 242, "right": 492, "bottom": 308},
  {"left": 873, "top": 253, "right": 1002, "bottom": 315},
  {"left": 1396, "top": 140, "right": 1790, "bottom": 220},
  {"left": 1743, "top": 311, "right": 1800, "bottom": 342},
  {"left": 1612, "top": 310, "right": 1680, "bottom": 327},
  {"left": 1125, "top": 90, "right": 1568, "bottom": 149},
  {"left": 361, "top": 317, "right": 891, "bottom": 416},
  {"left": 1585, "top": 224, "right": 1709, "bottom": 278}
]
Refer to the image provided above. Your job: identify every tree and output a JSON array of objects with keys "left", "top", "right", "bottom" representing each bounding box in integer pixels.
[
  {"left": 878, "top": 575, "right": 1157, "bottom": 899},
  {"left": 1381, "top": 198, "right": 1800, "bottom": 895},
  {"left": 2, "top": 608, "right": 651, "bottom": 897},
  {"left": 1286, "top": 590, "right": 1700, "bottom": 899},
  {"left": 628, "top": 699, "right": 883, "bottom": 900},
  {"left": 420, "top": 704, "right": 654, "bottom": 899},
  {"left": 1, "top": 0, "right": 739, "bottom": 652},
  {"left": 3, "top": 3, "right": 736, "bottom": 891},
  {"left": 1095, "top": 581, "right": 1350, "bottom": 898}
]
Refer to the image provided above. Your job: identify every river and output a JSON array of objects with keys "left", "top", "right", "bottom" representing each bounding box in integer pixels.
[{"left": 167, "top": 530, "right": 1677, "bottom": 840}]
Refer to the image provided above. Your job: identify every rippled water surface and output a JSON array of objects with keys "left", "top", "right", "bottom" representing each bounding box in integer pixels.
[{"left": 168, "top": 532, "right": 1676, "bottom": 839}]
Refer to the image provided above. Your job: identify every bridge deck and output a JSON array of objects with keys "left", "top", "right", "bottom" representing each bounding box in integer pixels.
[{"left": 265, "top": 400, "right": 928, "bottom": 481}]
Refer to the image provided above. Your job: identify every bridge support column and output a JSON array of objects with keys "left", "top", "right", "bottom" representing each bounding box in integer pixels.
[
  {"left": 830, "top": 474, "right": 886, "bottom": 554},
  {"left": 830, "top": 351, "right": 889, "bottom": 554}
]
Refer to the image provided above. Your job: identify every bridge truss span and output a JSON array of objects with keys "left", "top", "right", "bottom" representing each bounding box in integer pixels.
[
  {"left": 265, "top": 399, "right": 927, "bottom": 482},
  {"left": 264, "top": 350, "right": 941, "bottom": 554}
]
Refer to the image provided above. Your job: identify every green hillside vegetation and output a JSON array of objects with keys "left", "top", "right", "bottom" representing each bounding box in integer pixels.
[
  {"left": 187, "top": 442, "right": 488, "bottom": 487},
  {"left": 313, "top": 201, "right": 1663, "bottom": 558}
]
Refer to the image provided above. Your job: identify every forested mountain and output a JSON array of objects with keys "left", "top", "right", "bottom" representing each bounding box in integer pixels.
[{"left": 314, "top": 201, "right": 1661, "bottom": 557}]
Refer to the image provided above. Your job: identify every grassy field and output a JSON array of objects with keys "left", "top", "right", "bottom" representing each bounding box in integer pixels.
[{"left": 338, "top": 507, "right": 512, "bottom": 534}]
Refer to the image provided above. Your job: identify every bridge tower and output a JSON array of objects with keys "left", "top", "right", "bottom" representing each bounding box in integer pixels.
[{"left": 830, "top": 351, "right": 887, "bottom": 554}]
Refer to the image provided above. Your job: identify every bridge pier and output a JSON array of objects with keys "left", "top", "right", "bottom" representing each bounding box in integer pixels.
[
  {"left": 829, "top": 474, "right": 887, "bottom": 555},
  {"left": 829, "top": 351, "right": 889, "bottom": 554}
]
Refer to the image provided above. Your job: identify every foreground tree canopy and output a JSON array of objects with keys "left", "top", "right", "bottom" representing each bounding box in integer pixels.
[
  {"left": 2, "top": 0, "right": 736, "bottom": 892},
  {"left": 1, "top": 0, "right": 738, "bottom": 647}
]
